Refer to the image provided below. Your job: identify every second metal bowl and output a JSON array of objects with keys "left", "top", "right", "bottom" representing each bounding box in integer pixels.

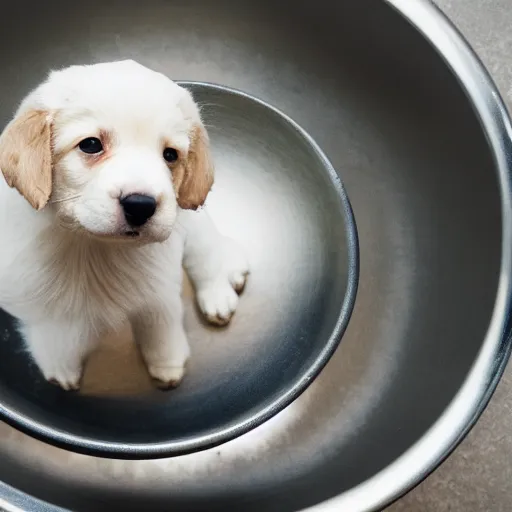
[{"left": 0, "top": 82, "right": 358, "bottom": 458}]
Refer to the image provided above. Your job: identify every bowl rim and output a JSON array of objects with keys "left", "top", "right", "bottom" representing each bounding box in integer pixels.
[
  {"left": 0, "top": 82, "right": 360, "bottom": 460},
  {"left": 305, "top": 1, "right": 512, "bottom": 511}
]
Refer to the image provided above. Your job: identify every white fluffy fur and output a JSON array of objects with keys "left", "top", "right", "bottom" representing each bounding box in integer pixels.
[{"left": 0, "top": 60, "right": 249, "bottom": 390}]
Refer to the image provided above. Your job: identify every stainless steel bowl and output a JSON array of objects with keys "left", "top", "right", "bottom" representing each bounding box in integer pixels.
[
  {"left": 0, "top": 80, "right": 358, "bottom": 458},
  {"left": 0, "top": 0, "right": 511, "bottom": 511}
]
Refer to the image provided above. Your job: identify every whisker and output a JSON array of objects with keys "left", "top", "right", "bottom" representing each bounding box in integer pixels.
[{"left": 50, "top": 194, "right": 81, "bottom": 204}]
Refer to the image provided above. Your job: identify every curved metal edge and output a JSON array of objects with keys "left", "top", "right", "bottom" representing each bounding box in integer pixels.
[
  {"left": 0, "top": 483, "right": 66, "bottom": 512},
  {"left": 304, "top": 1, "right": 512, "bottom": 511},
  {"left": 0, "top": 82, "right": 360, "bottom": 460}
]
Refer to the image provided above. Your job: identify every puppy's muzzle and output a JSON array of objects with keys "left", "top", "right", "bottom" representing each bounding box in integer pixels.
[{"left": 120, "top": 194, "right": 157, "bottom": 227}]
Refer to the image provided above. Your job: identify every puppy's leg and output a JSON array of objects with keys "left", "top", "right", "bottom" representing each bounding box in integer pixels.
[
  {"left": 132, "top": 296, "right": 190, "bottom": 389},
  {"left": 181, "top": 209, "right": 250, "bottom": 327},
  {"left": 20, "top": 321, "right": 95, "bottom": 390}
]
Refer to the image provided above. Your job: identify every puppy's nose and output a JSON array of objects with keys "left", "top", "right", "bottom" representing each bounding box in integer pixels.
[{"left": 120, "top": 194, "right": 157, "bottom": 227}]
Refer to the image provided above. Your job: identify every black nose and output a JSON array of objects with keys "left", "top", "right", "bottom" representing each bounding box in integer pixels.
[{"left": 120, "top": 194, "right": 157, "bottom": 227}]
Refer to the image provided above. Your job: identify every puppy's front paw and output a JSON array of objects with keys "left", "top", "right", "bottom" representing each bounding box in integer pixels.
[
  {"left": 224, "top": 238, "right": 250, "bottom": 294},
  {"left": 148, "top": 364, "right": 187, "bottom": 390},
  {"left": 229, "top": 268, "right": 250, "bottom": 295},
  {"left": 196, "top": 237, "right": 249, "bottom": 327},
  {"left": 138, "top": 326, "right": 191, "bottom": 390},
  {"left": 20, "top": 322, "right": 92, "bottom": 392},
  {"left": 197, "top": 284, "right": 240, "bottom": 327},
  {"left": 44, "top": 363, "right": 83, "bottom": 391}
]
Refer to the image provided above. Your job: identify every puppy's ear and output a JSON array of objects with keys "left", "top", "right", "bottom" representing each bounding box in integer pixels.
[
  {"left": 177, "top": 123, "right": 214, "bottom": 210},
  {"left": 0, "top": 110, "right": 52, "bottom": 210}
]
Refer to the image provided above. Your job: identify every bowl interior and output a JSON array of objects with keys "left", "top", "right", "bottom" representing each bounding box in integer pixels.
[
  {"left": 0, "top": 83, "right": 356, "bottom": 452},
  {"left": 0, "top": 0, "right": 505, "bottom": 511}
]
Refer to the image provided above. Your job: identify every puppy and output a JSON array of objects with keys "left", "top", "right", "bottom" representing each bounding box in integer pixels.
[{"left": 0, "top": 60, "right": 249, "bottom": 390}]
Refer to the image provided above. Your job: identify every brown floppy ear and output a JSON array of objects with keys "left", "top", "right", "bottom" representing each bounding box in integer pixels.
[
  {"left": 0, "top": 110, "right": 52, "bottom": 210},
  {"left": 177, "top": 123, "right": 214, "bottom": 210}
]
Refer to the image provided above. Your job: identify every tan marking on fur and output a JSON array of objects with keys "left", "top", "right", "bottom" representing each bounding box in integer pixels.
[
  {"left": 0, "top": 110, "right": 52, "bottom": 210},
  {"left": 82, "top": 129, "right": 114, "bottom": 167},
  {"left": 174, "top": 124, "right": 214, "bottom": 210},
  {"left": 53, "top": 129, "right": 114, "bottom": 169},
  {"left": 171, "top": 162, "right": 186, "bottom": 196}
]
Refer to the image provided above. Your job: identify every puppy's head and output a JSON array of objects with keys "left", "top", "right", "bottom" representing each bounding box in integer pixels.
[{"left": 0, "top": 60, "right": 213, "bottom": 242}]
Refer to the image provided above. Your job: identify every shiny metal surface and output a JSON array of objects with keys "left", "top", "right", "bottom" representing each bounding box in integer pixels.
[
  {"left": 0, "top": 81, "right": 358, "bottom": 458},
  {"left": 0, "top": 0, "right": 511, "bottom": 511}
]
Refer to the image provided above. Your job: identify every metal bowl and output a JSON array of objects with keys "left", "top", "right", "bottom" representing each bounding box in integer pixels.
[
  {"left": 0, "top": 81, "right": 358, "bottom": 457},
  {"left": 0, "top": 0, "right": 511, "bottom": 511}
]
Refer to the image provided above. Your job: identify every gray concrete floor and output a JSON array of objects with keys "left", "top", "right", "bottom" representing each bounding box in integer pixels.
[{"left": 389, "top": 1, "right": 512, "bottom": 511}]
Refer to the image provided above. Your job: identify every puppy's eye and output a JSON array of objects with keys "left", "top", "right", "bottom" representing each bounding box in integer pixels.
[
  {"left": 79, "top": 137, "right": 103, "bottom": 154},
  {"left": 163, "top": 148, "right": 178, "bottom": 163}
]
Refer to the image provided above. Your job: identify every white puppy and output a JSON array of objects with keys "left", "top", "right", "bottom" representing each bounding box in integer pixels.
[{"left": 0, "top": 60, "right": 249, "bottom": 390}]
